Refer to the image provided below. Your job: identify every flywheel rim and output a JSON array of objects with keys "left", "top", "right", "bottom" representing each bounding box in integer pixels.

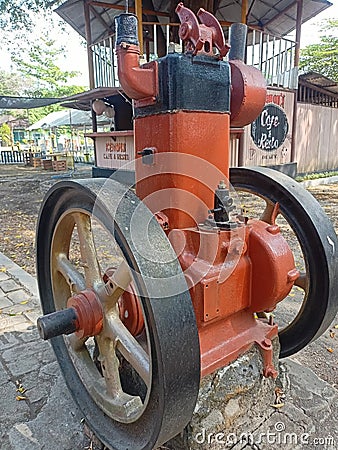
[
  {"left": 230, "top": 166, "right": 338, "bottom": 358},
  {"left": 36, "top": 178, "right": 200, "bottom": 450}
]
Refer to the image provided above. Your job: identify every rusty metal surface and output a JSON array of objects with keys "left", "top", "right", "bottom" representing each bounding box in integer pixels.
[{"left": 229, "top": 59, "right": 267, "bottom": 127}]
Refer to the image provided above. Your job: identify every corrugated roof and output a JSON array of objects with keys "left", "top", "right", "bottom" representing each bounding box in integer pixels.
[
  {"left": 28, "top": 109, "right": 110, "bottom": 130},
  {"left": 299, "top": 72, "right": 338, "bottom": 96},
  {"left": 55, "top": 0, "right": 332, "bottom": 44}
]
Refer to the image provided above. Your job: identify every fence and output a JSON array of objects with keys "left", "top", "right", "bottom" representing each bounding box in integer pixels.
[
  {"left": 0, "top": 150, "right": 34, "bottom": 165},
  {"left": 89, "top": 23, "right": 298, "bottom": 90}
]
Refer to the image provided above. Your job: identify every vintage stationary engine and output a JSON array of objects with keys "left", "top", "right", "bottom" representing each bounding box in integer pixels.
[{"left": 36, "top": 4, "right": 338, "bottom": 450}]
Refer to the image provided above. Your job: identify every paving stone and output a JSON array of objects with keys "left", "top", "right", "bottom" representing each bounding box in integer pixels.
[
  {"left": 0, "top": 360, "right": 11, "bottom": 386},
  {"left": 0, "top": 296, "right": 13, "bottom": 309},
  {"left": 2, "top": 340, "right": 55, "bottom": 377},
  {"left": 0, "top": 332, "right": 20, "bottom": 351},
  {"left": 38, "top": 361, "right": 59, "bottom": 380},
  {"left": 0, "top": 272, "right": 10, "bottom": 281},
  {"left": 6, "top": 289, "right": 31, "bottom": 304},
  {"left": 19, "top": 370, "right": 52, "bottom": 405},
  {"left": 24, "top": 309, "right": 41, "bottom": 325},
  {"left": 2, "top": 303, "right": 35, "bottom": 316},
  {"left": 0, "top": 382, "right": 31, "bottom": 433},
  {"left": 19, "top": 327, "right": 40, "bottom": 343},
  {"left": 0, "top": 280, "right": 21, "bottom": 293},
  {"left": 254, "top": 414, "right": 306, "bottom": 450},
  {"left": 0, "top": 314, "right": 32, "bottom": 333},
  {"left": 8, "top": 375, "right": 87, "bottom": 450}
]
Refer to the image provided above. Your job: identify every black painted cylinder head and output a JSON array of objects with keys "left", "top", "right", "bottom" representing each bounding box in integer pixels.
[
  {"left": 115, "top": 13, "right": 139, "bottom": 46},
  {"left": 228, "top": 23, "right": 248, "bottom": 61}
]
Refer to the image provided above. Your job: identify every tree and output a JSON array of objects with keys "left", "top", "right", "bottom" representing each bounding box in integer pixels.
[
  {"left": 0, "top": 1, "right": 61, "bottom": 30},
  {"left": 11, "top": 37, "right": 82, "bottom": 97},
  {"left": 0, "top": 70, "right": 31, "bottom": 96},
  {"left": 0, "top": 123, "right": 11, "bottom": 146},
  {"left": 299, "top": 19, "right": 338, "bottom": 81},
  {"left": 7, "top": 37, "right": 86, "bottom": 123}
]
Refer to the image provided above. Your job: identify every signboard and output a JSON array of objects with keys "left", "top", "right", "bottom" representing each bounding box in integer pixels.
[
  {"left": 244, "top": 88, "right": 294, "bottom": 167},
  {"left": 95, "top": 132, "right": 135, "bottom": 170},
  {"left": 251, "top": 103, "right": 288, "bottom": 151}
]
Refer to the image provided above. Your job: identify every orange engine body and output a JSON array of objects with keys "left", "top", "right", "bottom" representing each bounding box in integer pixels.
[{"left": 115, "top": 6, "right": 299, "bottom": 378}]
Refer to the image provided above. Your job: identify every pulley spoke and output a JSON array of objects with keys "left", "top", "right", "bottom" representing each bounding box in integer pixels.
[
  {"left": 73, "top": 212, "right": 101, "bottom": 287},
  {"left": 56, "top": 253, "right": 86, "bottom": 293},
  {"left": 102, "top": 261, "right": 133, "bottom": 309},
  {"left": 260, "top": 199, "right": 279, "bottom": 224},
  {"left": 95, "top": 335, "right": 125, "bottom": 396},
  {"left": 294, "top": 271, "right": 309, "bottom": 291},
  {"left": 105, "top": 314, "right": 150, "bottom": 386},
  {"left": 67, "top": 333, "right": 88, "bottom": 352}
]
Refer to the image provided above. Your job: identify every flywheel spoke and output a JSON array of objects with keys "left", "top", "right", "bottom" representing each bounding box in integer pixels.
[
  {"left": 101, "top": 261, "right": 133, "bottom": 309},
  {"left": 260, "top": 199, "right": 279, "bottom": 224},
  {"left": 105, "top": 314, "right": 150, "bottom": 387},
  {"left": 56, "top": 253, "right": 86, "bottom": 293},
  {"left": 73, "top": 212, "right": 101, "bottom": 287},
  {"left": 294, "top": 271, "right": 309, "bottom": 291}
]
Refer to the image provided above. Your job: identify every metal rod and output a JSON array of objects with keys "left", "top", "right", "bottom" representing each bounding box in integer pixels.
[
  {"left": 166, "top": 23, "right": 170, "bottom": 52},
  {"left": 153, "top": 23, "right": 158, "bottom": 57}
]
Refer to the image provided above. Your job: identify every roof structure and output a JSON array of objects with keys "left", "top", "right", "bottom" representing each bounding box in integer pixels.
[
  {"left": 299, "top": 72, "right": 338, "bottom": 96},
  {"left": 0, "top": 88, "right": 122, "bottom": 112},
  {"left": 55, "top": 0, "right": 332, "bottom": 44},
  {"left": 0, "top": 96, "right": 61, "bottom": 110},
  {"left": 28, "top": 109, "right": 110, "bottom": 130}
]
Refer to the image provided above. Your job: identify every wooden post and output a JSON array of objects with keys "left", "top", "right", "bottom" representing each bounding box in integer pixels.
[
  {"left": 135, "top": 0, "right": 144, "bottom": 54},
  {"left": 291, "top": 0, "right": 303, "bottom": 164},
  {"left": 84, "top": 0, "right": 95, "bottom": 89},
  {"left": 241, "top": 0, "right": 248, "bottom": 24},
  {"left": 294, "top": 0, "right": 303, "bottom": 67}
]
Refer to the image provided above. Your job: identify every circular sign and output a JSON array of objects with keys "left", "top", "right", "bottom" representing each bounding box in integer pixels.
[{"left": 251, "top": 103, "right": 289, "bottom": 151}]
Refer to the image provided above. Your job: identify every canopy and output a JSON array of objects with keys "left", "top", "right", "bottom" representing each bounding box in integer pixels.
[
  {"left": 0, "top": 88, "right": 121, "bottom": 112},
  {"left": 0, "top": 96, "right": 61, "bottom": 110},
  {"left": 28, "top": 109, "right": 110, "bottom": 130},
  {"left": 56, "top": 0, "right": 332, "bottom": 44}
]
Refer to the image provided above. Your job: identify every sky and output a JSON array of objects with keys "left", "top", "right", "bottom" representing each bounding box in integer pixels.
[{"left": 1, "top": 0, "right": 337, "bottom": 88}]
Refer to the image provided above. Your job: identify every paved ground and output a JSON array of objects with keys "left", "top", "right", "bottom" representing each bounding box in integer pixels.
[{"left": 0, "top": 251, "right": 337, "bottom": 449}]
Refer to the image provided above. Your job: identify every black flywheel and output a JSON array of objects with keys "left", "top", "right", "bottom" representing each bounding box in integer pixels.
[
  {"left": 36, "top": 178, "right": 200, "bottom": 450},
  {"left": 230, "top": 167, "right": 338, "bottom": 358}
]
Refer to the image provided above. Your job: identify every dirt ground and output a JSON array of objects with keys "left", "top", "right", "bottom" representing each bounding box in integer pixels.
[{"left": 0, "top": 163, "right": 337, "bottom": 389}]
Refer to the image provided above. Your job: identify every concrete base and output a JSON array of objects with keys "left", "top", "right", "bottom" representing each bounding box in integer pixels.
[{"left": 165, "top": 340, "right": 280, "bottom": 449}]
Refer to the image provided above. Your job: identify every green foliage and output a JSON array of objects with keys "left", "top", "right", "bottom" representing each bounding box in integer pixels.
[
  {"left": 296, "top": 170, "right": 338, "bottom": 182},
  {"left": 0, "top": 1, "right": 61, "bottom": 30},
  {"left": 0, "top": 123, "right": 11, "bottom": 145},
  {"left": 300, "top": 19, "right": 338, "bottom": 81},
  {"left": 3, "top": 37, "right": 87, "bottom": 124},
  {"left": 0, "top": 70, "right": 31, "bottom": 96},
  {"left": 11, "top": 37, "right": 79, "bottom": 95}
]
